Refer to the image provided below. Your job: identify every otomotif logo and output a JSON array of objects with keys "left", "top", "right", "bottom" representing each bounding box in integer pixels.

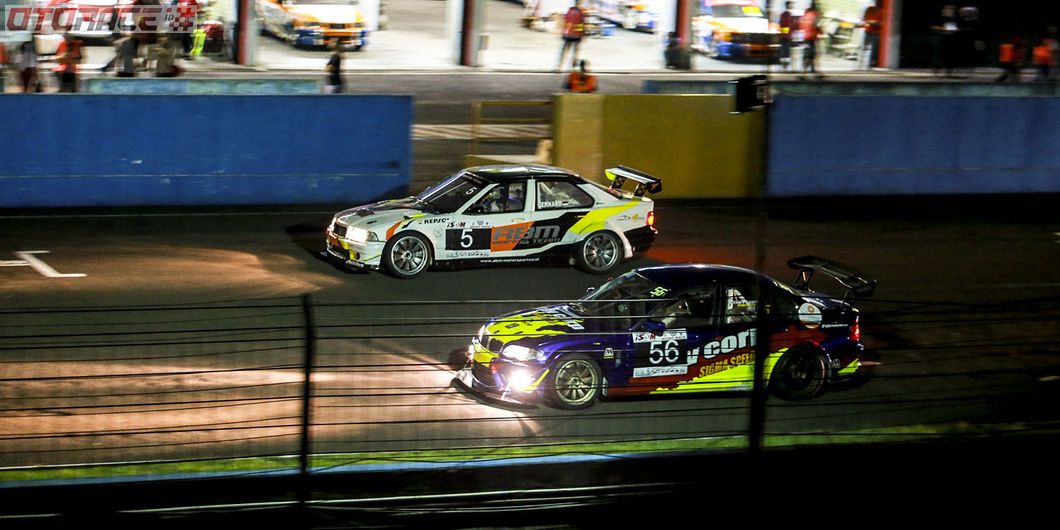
[{"left": 4, "top": 3, "right": 197, "bottom": 34}]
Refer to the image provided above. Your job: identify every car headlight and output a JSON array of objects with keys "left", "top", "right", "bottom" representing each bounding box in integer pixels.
[
  {"left": 501, "top": 345, "right": 545, "bottom": 362},
  {"left": 348, "top": 227, "right": 378, "bottom": 244}
]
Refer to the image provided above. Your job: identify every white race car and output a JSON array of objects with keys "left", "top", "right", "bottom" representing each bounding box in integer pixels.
[{"left": 323, "top": 165, "right": 662, "bottom": 278}]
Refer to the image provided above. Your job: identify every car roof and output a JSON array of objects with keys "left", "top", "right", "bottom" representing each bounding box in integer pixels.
[
  {"left": 464, "top": 164, "right": 583, "bottom": 183},
  {"left": 635, "top": 263, "right": 776, "bottom": 289}
]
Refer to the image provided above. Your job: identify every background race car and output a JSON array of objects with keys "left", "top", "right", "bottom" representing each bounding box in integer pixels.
[
  {"left": 257, "top": 0, "right": 367, "bottom": 49},
  {"left": 323, "top": 164, "right": 661, "bottom": 278},
  {"left": 693, "top": 0, "right": 781, "bottom": 61},
  {"left": 457, "top": 256, "right": 876, "bottom": 409}
]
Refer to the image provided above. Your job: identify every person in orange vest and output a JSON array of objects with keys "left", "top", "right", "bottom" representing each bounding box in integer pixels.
[
  {"left": 1033, "top": 37, "right": 1055, "bottom": 82},
  {"left": 53, "top": 33, "right": 83, "bottom": 93},
  {"left": 566, "top": 59, "right": 597, "bottom": 93},
  {"left": 996, "top": 37, "right": 1020, "bottom": 82}
]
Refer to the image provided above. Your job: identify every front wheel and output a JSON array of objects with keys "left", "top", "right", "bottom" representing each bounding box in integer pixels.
[
  {"left": 576, "top": 231, "right": 621, "bottom": 274},
  {"left": 382, "top": 233, "right": 432, "bottom": 279},
  {"left": 770, "top": 349, "right": 827, "bottom": 400},
  {"left": 545, "top": 354, "right": 602, "bottom": 410}
]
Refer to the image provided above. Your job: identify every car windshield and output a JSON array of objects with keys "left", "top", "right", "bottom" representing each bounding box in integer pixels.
[
  {"left": 569, "top": 272, "right": 673, "bottom": 328},
  {"left": 709, "top": 5, "right": 764, "bottom": 18},
  {"left": 415, "top": 171, "right": 488, "bottom": 214}
]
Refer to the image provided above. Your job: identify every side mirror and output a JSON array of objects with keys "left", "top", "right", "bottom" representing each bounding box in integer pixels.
[{"left": 643, "top": 320, "right": 667, "bottom": 334}]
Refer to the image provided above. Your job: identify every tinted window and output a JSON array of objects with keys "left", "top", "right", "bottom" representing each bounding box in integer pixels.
[
  {"left": 536, "top": 180, "right": 594, "bottom": 210},
  {"left": 724, "top": 286, "right": 758, "bottom": 325},
  {"left": 467, "top": 181, "right": 527, "bottom": 214}
]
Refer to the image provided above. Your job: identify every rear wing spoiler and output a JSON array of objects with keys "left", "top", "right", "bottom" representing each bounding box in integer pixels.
[
  {"left": 605, "top": 166, "right": 662, "bottom": 197},
  {"left": 788, "top": 255, "right": 876, "bottom": 302}
]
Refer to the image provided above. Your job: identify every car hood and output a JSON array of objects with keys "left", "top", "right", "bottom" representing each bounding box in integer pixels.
[
  {"left": 484, "top": 305, "right": 588, "bottom": 348},
  {"left": 709, "top": 17, "right": 774, "bottom": 33},
  {"left": 334, "top": 197, "right": 428, "bottom": 231},
  {"left": 287, "top": 5, "right": 361, "bottom": 24}
]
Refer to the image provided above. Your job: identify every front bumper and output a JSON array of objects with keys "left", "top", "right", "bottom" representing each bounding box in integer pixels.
[
  {"left": 295, "top": 29, "right": 367, "bottom": 48},
  {"left": 323, "top": 229, "right": 384, "bottom": 269},
  {"left": 718, "top": 41, "right": 781, "bottom": 60},
  {"left": 455, "top": 340, "right": 547, "bottom": 405}
]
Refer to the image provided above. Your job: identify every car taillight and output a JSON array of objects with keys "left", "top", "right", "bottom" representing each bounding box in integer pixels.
[
  {"left": 850, "top": 317, "right": 861, "bottom": 342},
  {"left": 646, "top": 211, "right": 655, "bottom": 227}
]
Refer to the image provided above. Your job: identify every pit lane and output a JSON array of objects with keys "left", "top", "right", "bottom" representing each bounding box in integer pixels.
[{"left": 1, "top": 198, "right": 1058, "bottom": 468}]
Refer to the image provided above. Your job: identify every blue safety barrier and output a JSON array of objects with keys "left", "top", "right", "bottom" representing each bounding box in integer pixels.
[
  {"left": 767, "top": 96, "right": 1060, "bottom": 196},
  {"left": 0, "top": 95, "right": 411, "bottom": 207},
  {"left": 85, "top": 78, "right": 322, "bottom": 95}
]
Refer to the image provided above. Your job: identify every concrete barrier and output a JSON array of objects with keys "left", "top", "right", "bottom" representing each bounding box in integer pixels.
[
  {"left": 0, "top": 94, "right": 411, "bottom": 207},
  {"left": 552, "top": 94, "right": 765, "bottom": 199},
  {"left": 767, "top": 95, "right": 1060, "bottom": 196},
  {"left": 644, "top": 80, "right": 1060, "bottom": 97},
  {"left": 84, "top": 78, "right": 322, "bottom": 95}
]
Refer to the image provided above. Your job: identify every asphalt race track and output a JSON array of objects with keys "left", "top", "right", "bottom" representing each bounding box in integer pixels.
[{"left": 1, "top": 197, "right": 1058, "bottom": 475}]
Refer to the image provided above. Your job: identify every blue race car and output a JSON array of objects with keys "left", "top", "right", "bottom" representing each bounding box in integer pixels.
[{"left": 455, "top": 256, "right": 876, "bottom": 409}]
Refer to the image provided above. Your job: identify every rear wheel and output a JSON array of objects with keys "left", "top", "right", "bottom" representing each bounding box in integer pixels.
[
  {"left": 382, "top": 233, "right": 432, "bottom": 279},
  {"left": 576, "top": 231, "right": 621, "bottom": 274},
  {"left": 770, "top": 349, "right": 827, "bottom": 400},
  {"left": 545, "top": 354, "right": 602, "bottom": 410}
]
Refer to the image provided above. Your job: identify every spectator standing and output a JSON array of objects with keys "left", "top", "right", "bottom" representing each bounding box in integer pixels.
[
  {"left": 175, "top": 0, "right": 200, "bottom": 57},
  {"left": 664, "top": 31, "right": 690, "bottom": 69},
  {"left": 324, "top": 39, "right": 344, "bottom": 93},
  {"left": 53, "top": 33, "right": 83, "bottom": 93},
  {"left": 932, "top": 4, "right": 959, "bottom": 76},
  {"left": 800, "top": 1, "right": 821, "bottom": 76},
  {"left": 1032, "top": 33, "right": 1057, "bottom": 82},
  {"left": 860, "top": 0, "right": 882, "bottom": 69},
  {"left": 558, "top": 1, "right": 586, "bottom": 72},
  {"left": 777, "top": 2, "right": 796, "bottom": 71},
  {"left": 566, "top": 59, "right": 597, "bottom": 92},
  {"left": 154, "top": 35, "right": 181, "bottom": 77},
  {"left": 114, "top": 32, "right": 139, "bottom": 77},
  {"left": 995, "top": 37, "right": 1020, "bottom": 82},
  {"left": 16, "top": 40, "right": 40, "bottom": 92}
]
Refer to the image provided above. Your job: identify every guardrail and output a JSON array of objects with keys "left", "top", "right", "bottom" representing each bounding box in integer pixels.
[{"left": 470, "top": 100, "right": 552, "bottom": 156}]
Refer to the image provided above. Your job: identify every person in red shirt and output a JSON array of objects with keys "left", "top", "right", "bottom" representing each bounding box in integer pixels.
[
  {"left": 777, "top": 1, "right": 796, "bottom": 71},
  {"left": 800, "top": 1, "right": 821, "bottom": 75},
  {"left": 53, "top": 33, "right": 83, "bottom": 92},
  {"left": 860, "top": 0, "right": 883, "bottom": 69},
  {"left": 557, "top": 1, "right": 586, "bottom": 72}
]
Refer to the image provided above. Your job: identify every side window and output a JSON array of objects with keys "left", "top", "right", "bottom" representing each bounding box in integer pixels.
[
  {"left": 467, "top": 182, "right": 526, "bottom": 214},
  {"left": 536, "top": 180, "right": 594, "bottom": 210},
  {"left": 775, "top": 292, "right": 799, "bottom": 321},
  {"left": 657, "top": 288, "right": 716, "bottom": 328},
  {"left": 724, "top": 286, "right": 758, "bottom": 325}
]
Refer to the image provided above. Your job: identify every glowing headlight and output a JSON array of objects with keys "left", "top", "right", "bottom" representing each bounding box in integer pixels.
[
  {"left": 507, "top": 370, "right": 535, "bottom": 392},
  {"left": 348, "top": 227, "right": 378, "bottom": 244},
  {"left": 501, "top": 345, "right": 544, "bottom": 362}
]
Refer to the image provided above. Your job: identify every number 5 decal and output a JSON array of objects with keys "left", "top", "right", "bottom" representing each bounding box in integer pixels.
[{"left": 461, "top": 228, "right": 473, "bottom": 248}]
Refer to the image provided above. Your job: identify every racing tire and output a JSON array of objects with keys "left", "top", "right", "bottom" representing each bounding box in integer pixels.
[
  {"left": 382, "top": 233, "right": 432, "bottom": 279},
  {"left": 575, "top": 231, "right": 621, "bottom": 274},
  {"left": 770, "top": 348, "right": 827, "bottom": 401},
  {"left": 545, "top": 354, "right": 602, "bottom": 410}
]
